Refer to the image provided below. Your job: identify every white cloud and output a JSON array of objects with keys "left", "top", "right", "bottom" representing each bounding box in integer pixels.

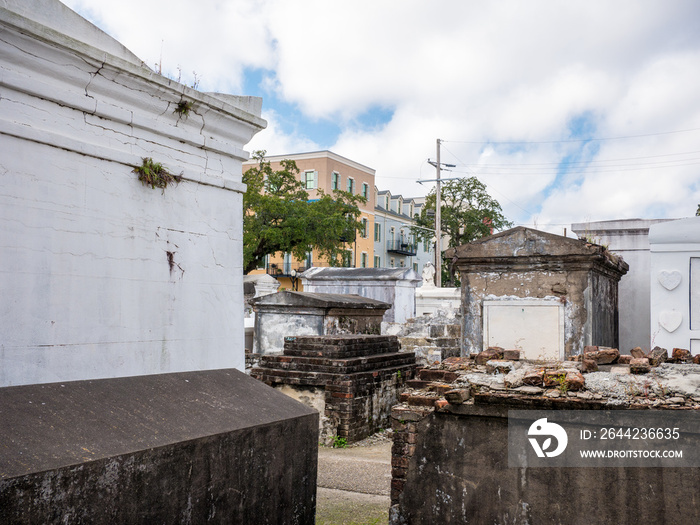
[
  {"left": 62, "top": 0, "right": 700, "bottom": 228},
  {"left": 62, "top": 0, "right": 275, "bottom": 92},
  {"left": 247, "top": 110, "right": 319, "bottom": 158}
]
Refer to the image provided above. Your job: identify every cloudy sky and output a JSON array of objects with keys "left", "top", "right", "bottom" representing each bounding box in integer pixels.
[{"left": 63, "top": 0, "right": 700, "bottom": 234}]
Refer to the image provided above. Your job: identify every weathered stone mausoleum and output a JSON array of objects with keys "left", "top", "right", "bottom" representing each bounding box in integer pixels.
[
  {"left": 249, "top": 291, "right": 391, "bottom": 355},
  {"left": 447, "top": 227, "right": 629, "bottom": 358},
  {"left": 301, "top": 267, "right": 421, "bottom": 323}
]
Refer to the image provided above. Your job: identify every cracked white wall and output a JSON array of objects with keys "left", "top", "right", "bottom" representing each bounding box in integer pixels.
[{"left": 0, "top": 1, "right": 266, "bottom": 386}]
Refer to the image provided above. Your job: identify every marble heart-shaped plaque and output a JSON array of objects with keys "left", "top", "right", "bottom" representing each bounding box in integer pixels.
[
  {"left": 658, "top": 270, "right": 682, "bottom": 291},
  {"left": 659, "top": 310, "right": 682, "bottom": 333}
]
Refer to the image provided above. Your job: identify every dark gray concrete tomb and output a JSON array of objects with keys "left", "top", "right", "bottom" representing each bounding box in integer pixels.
[{"left": 0, "top": 369, "right": 318, "bottom": 524}]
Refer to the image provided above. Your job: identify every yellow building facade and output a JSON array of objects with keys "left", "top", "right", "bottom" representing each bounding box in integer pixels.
[{"left": 243, "top": 151, "right": 376, "bottom": 290}]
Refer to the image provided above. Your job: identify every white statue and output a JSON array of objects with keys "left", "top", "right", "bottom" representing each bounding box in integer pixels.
[{"left": 421, "top": 263, "right": 436, "bottom": 288}]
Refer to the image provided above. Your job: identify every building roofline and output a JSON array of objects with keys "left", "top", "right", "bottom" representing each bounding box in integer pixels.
[
  {"left": 244, "top": 150, "right": 375, "bottom": 175},
  {"left": 374, "top": 206, "right": 415, "bottom": 221}
]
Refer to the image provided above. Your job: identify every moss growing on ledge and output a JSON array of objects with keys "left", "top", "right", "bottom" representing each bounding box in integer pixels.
[{"left": 133, "top": 157, "right": 181, "bottom": 190}]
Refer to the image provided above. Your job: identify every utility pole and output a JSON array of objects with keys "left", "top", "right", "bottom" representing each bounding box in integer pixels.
[
  {"left": 435, "top": 138, "right": 442, "bottom": 287},
  {"left": 423, "top": 140, "right": 455, "bottom": 287}
]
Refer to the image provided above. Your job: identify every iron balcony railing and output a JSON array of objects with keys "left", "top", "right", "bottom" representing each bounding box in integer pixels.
[
  {"left": 266, "top": 264, "right": 309, "bottom": 277},
  {"left": 386, "top": 240, "right": 417, "bottom": 256}
]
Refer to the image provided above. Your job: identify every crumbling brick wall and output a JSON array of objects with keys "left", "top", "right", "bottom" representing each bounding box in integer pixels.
[{"left": 252, "top": 335, "right": 416, "bottom": 443}]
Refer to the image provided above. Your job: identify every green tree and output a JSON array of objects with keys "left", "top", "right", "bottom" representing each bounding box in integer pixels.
[
  {"left": 412, "top": 177, "right": 512, "bottom": 285},
  {"left": 243, "top": 151, "right": 366, "bottom": 274}
]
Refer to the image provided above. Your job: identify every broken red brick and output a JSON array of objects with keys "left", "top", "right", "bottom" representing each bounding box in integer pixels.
[
  {"left": 580, "top": 359, "right": 599, "bottom": 373},
  {"left": 331, "top": 392, "right": 354, "bottom": 399},
  {"left": 565, "top": 371, "right": 585, "bottom": 391},
  {"left": 522, "top": 369, "right": 544, "bottom": 386},
  {"left": 630, "top": 347, "right": 645, "bottom": 359},
  {"left": 444, "top": 388, "right": 471, "bottom": 405},
  {"left": 694, "top": 354, "right": 700, "bottom": 365},
  {"left": 503, "top": 349, "right": 521, "bottom": 361},
  {"left": 543, "top": 370, "right": 568, "bottom": 388},
  {"left": 617, "top": 355, "right": 632, "bottom": 365},
  {"left": 442, "top": 357, "right": 471, "bottom": 369},
  {"left": 406, "top": 379, "right": 432, "bottom": 389},
  {"left": 630, "top": 358, "right": 651, "bottom": 374},
  {"left": 647, "top": 346, "right": 668, "bottom": 366},
  {"left": 475, "top": 347, "right": 504, "bottom": 365},
  {"left": 486, "top": 360, "right": 514, "bottom": 375},
  {"left": 584, "top": 345, "right": 599, "bottom": 355},
  {"left": 587, "top": 348, "right": 620, "bottom": 365},
  {"left": 391, "top": 406, "right": 432, "bottom": 422},
  {"left": 418, "top": 369, "right": 459, "bottom": 383},
  {"left": 407, "top": 394, "right": 439, "bottom": 407},
  {"left": 441, "top": 371, "right": 460, "bottom": 383},
  {"left": 431, "top": 383, "right": 453, "bottom": 396},
  {"left": 435, "top": 399, "right": 449, "bottom": 410},
  {"left": 672, "top": 348, "right": 692, "bottom": 362}
]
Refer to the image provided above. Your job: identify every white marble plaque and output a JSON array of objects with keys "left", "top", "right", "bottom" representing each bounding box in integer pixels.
[{"left": 483, "top": 299, "right": 564, "bottom": 360}]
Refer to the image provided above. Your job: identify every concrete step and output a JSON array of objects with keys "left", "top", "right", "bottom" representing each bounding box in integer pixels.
[
  {"left": 417, "top": 369, "right": 460, "bottom": 383},
  {"left": 257, "top": 352, "right": 417, "bottom": 374}
]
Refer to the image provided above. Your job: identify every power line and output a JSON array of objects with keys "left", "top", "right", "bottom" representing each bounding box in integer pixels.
[
  {"left": 377, "top": 149, "right": 700, "bottom": 179},
  {"left": 439, "top": 144, "right": 536, "bottom": 217},
  {"left": 448, "top": 159, "right": 700, "bottom": 176},
  {"left": 455, "top": 150, "right": 700, "bottom": 168},
  {"left": 443, "top": 127, "right": 700, "bottom": 145}
]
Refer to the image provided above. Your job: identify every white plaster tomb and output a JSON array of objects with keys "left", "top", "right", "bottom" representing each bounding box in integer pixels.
[
  {"left": 649, "top": 217, "right": 700, "bottom": 354},
  {"left": 0, "top": 0, "right": 265, "bottom": 385},
  {"left": 571, "top": 218, "right": 673, "bottom": 352}
]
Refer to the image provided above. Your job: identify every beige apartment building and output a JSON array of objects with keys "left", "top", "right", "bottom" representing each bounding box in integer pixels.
[{"left": 243, "top": 151, "right": 376, "bottom": 290}]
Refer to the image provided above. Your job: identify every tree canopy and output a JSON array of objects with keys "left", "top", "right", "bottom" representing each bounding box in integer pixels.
[
  {"left": 242, "top": 151, "right": 366, "bottom": 274},
  {"left": 412, "top": 177, "right": 512, "bottom": 284}
]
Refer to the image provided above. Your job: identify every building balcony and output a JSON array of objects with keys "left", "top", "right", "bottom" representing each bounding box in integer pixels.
[
  {"left": 387, "top": 241, "right": 417, "bottom": 256},
  {"left": 266, "top": 264, "right": 309, "bottom": 278}
]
